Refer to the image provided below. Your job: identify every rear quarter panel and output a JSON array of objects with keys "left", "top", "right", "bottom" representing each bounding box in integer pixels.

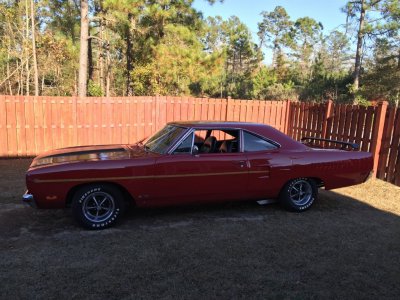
[{"left": 289, "top": 149, "right": 373, "bottom": 190}]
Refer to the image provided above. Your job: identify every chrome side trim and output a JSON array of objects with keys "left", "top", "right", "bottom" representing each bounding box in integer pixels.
[{"left": 240, "top": 129, "right": 244, "bottom": 152}]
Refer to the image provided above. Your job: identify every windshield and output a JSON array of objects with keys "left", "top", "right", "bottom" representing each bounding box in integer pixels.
[{"left": 144, "top": 125, "right": 187, "bottom": 154}]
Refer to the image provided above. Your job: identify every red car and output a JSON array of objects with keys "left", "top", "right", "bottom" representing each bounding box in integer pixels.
[{"left": 23, "top": 121, "right": 373, "bottom": 229}]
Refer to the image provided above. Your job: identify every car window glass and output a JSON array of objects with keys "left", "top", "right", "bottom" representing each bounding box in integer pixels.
[
  {"left": 243, "top": 131, "right": 277, "bottom": 152},
  {"left": 174, "top": 133, "right": 193, "bottom": 154},
  {"left": 144, "top": 125, "right": 187, "bottom": 154},
  {"left": 196, "top": 129, "right": 240, "bottom": 154}
]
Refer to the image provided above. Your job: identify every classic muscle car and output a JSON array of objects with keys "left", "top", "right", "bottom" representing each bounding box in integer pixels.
[{"left": 23, "top": 121, "right": 373, "bottom": 229}]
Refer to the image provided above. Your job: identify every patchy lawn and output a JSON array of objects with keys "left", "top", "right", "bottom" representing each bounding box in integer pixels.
[{"left": 0, "top": 158, "right": 399, "bottom": 299}]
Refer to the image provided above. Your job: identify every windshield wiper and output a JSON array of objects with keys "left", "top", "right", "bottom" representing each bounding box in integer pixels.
[{"left": 135, "top": 137, "right": 147, "bottom": 146}]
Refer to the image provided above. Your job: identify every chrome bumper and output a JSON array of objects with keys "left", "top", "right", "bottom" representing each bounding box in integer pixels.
[{"left": 22, "top": 191, "right": 37, "bottom": 208}]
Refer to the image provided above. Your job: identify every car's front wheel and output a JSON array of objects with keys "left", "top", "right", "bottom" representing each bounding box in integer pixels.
[
  {"left": 72, "top": 184, "right": 125, "bottom": 229},
  {"left": 279, "top": 178, "right": 317, "bottom": 212}
]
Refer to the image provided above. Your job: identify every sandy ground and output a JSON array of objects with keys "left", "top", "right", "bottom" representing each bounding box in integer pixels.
[{"left": 0, "top": 158, "right": 399, "bottom": 299}]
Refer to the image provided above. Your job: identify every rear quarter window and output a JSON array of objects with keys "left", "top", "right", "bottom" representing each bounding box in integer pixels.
[{"left": 243, "top": 131, "right": 278, "bottom": 152}]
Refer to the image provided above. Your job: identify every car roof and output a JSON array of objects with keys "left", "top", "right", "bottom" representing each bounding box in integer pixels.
[
  {"left": 168, "top": 121, "right": 307, "bottom": 150},
  {"left": 169, "top": 121, "right": 267, "bottom": 129}
]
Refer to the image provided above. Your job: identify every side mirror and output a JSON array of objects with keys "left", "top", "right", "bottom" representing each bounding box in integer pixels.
[{"left": 192, "top": 145, "right": 199, "bottom": 155}]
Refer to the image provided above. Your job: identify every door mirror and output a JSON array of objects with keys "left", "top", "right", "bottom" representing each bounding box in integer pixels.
[{"left": 192, "top": 145, "right": 199, "bottom": 155}]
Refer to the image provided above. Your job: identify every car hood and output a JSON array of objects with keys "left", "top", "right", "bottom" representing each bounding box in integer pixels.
[{"left": 31, "top": 144, "right": 148, "bottom": 167}]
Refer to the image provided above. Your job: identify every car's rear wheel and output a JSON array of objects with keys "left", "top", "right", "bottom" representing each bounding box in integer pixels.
[
  {"left": 72, "top": 184, "right": 125, "bottom": 229},
  {"left": 279, "top": 178, "right": 317, "bottom": 212}
]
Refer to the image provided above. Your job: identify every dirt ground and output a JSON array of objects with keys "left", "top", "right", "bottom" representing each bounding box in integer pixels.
[{"left": 0, "top": 158, "right": 399, "bottom": 299}]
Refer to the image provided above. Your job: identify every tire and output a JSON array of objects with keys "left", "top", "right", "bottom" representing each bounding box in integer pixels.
[
  {"left": 279, "top": 178, "right": 317, "bottom": 212},
  {"left": 72, "top": 184, "right": 126, "bottom": 229}
]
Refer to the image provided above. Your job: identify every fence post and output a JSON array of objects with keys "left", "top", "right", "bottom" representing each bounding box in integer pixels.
[
  {"left": 284, "top": 100, "right": 291, "bottom": 135},
  {"left": 370, "top": 101, "right": 388, "bottom": 176},
  {"left": 321, "top": 99, "right": 333, "bottom": 139}
]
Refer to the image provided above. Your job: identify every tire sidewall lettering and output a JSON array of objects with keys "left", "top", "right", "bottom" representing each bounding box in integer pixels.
[
  {"left": 74, "top": 185, "right": 124, "bottom": 229},
  {"left": 284, "top": 178, "right": 316, "bottom": 211}
]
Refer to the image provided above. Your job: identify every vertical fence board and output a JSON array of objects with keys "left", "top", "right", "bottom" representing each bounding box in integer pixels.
[
  {"left": 348, "top": 106, "right": 359, "bottom": 144},
  {"left": 24, "top": 96, "right": 35, "bottom": 155},
  {"left": 386, "top": 109, "right": 400, "bottom": 183},
  {"left": 355, "top": 106, "right": 366, "bottom": 148},
  {"left": 0, "top": 95, "right": 8, "bottom": 156},
  {"left": 208, "top": 98, "right": 215, "bottom": 121},
  {"left": 343, "top": 105, "right": 353, "bottom": 142},
  {"left": 377, "top": 107, "right": 396, "bottom": 179},
  {"left": 317, "top": 104, "right": 325, "bottom": 138},
  {"left": 181, "top": 97, "right": 189, "bottom": 121},
  {"left": 33, "top": 97, "right": 43, "bottom": 154},
  {"left": 5, "top": 97, "right": 17, "bottom": 155},
  {"left": 362, "top": 107, "right": 375, "bottom": 152},
  {"left": 16, "top": 96, "right": 27, "bottom": 155}
]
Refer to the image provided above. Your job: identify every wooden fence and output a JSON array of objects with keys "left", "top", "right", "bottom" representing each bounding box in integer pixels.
[
  {"left": 0, "top": 95, "right": 398, "bottom": 186},
  {"left": 377, "top": 106, "right": 400, "bottom": 186},
  {"left": 0, "top": 95, "right": 289, "bottom": 156}
]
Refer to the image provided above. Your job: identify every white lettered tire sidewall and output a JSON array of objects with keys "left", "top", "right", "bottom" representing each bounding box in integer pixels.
[
  {"left": 280, "top": 178, "right": 317, "bottom": 212},
  {"left": 72, "top": 184, "right": 125, "bottom": 229}
]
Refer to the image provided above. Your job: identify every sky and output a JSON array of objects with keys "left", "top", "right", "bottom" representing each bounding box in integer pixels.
[{"left": 192, "top": 0, "right": 349, "bottom": 63}]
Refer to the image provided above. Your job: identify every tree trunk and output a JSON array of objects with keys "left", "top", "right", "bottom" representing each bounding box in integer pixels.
[
  {"left": 353, "top": 0, "right": 366, "bottom": 93},
  {"left": 88, "top": 29, "right": 93, "bottom": 81},
  {"left": 78, "top": 0, "right": 89, "bottom": 97},
  {"left": 99, "top": 19, "right": 104, "bottom": 94},
  {"left": 30, "top": 0, "right": 39, "bottom": 96},
  {"left": 126, "top": 13, "right": 134, "bottom": 96},
  {"left": 272, "top": 39, "right": 279, "bottom": 69},
  {"left": 25, "top": 0, "right": 30, "bottom": 96},
  {"left": 397, "top": 49, "right": 400, "bottom": 69},
  {"left": 17, "top": 60, "right": 21, "bottom": 95},
  {"left": 7, "top": 53, "right": 13, "bottom": 95},
  {"left": 106, "top": 42, "right": 111, "bottom": 97}
]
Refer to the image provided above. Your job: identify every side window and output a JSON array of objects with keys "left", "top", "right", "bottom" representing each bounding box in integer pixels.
[
  {"left": 173, "top": 133, "right": 193, "bottom": 154},
  {"left": 243, "top": 131, "right": 277, "bottom": 152},
  {"left": 198, "top": 129, "right": 240, "bottom": 154}
]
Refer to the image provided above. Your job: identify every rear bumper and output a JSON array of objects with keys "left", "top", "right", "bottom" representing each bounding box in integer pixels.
[{"left": 22, "top": 191, "right": 37, "bottom": 208}]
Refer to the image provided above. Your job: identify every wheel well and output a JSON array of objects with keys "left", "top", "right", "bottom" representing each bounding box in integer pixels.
[
  {"left": 65, "top": 182, "right": 135, "bottom": 208},
  {"left": 309, "top": 177, "right": 324, "bottom": 188}
]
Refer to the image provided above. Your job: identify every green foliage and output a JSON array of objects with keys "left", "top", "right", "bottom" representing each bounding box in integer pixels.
[
  {"left": 360, "top": 38, "right": 400, "bottom": 105},
  {"left": 88, "top": 80, "right": 103, "bottom": 96},
  {"left": 0, "top": 0, "right": 398, "bottom": 104}
]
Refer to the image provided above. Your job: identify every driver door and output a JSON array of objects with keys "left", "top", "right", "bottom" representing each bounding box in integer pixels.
[{"left": 150, "top": 129, "right": 248, "bottom": 206}]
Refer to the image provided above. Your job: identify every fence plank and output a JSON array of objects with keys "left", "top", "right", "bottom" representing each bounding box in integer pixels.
[
  {"left": 343, "top": 105, "right": 353, "bottom": 142},
  {"left": 16, "top": 96, "right": 27, "bottom": 155},
  {"left": 0, "top": 95, "right": 8, "bottom": 156},
  {"left": 370, "top": 102, "right": 388, "bottom": 175},
  {"left": 361, "top": 106, "right": 374, "bottom": 152},
  {"left": 377, "top": 106, "right": 396, "bottom": 179},
  {"left": 348, "top": 105, "right": 359, "bottom": 144},
  {"left": 386, "top": 109, "right": 400, "bottom": 183}
]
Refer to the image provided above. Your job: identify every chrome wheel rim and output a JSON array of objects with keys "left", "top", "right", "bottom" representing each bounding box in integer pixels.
[
  {"left": 289, "top": 180, "right": 312, "bottom": 206},
  {"left": 82, "top": 191, "right": 115, "bottom": 223}
]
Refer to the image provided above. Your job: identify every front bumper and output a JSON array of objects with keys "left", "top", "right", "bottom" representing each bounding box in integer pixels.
[{"left": 22, "top": 191, "right": 37, "bottom": 208}]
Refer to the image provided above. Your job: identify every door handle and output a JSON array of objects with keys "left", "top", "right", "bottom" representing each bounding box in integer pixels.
[{"left": 232, "top": 160, "right": 247, "bottom": 168}]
